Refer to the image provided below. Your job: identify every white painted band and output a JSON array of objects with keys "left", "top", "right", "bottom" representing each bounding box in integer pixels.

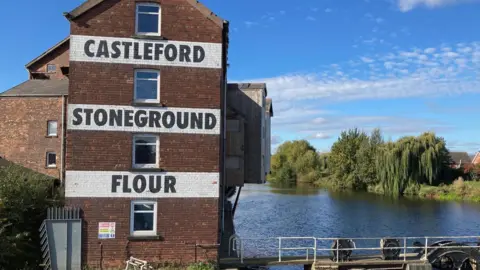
[
  {"left": 70, "top": 35, "right": 222, "bottom": 69},
  {"left": 67, "top": 104, "right": 221, "bottom": 135},
  {"left": 65, "top": 171, "right": 219, "bottom": 198}
]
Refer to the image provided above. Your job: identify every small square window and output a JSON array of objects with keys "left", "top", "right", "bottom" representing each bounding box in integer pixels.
[
  {"left": 47, "top": 120, "right": 58, "bottom": 136},
  {"left": 134, "top": 70, "right": 160, "bottom": 103},
  {"left": 46, "top": 152, "right": 56, "bottom": 168},
  {"left": 226, "top": 156, "right": 241, "bottom": 169},
  {"left": 47, "top": 64, "right": 56, "bottom": 72},
  {"left": 136, "top": 3, "right": 161, "bottom": 36},
  {"left": 133, "top": 135, "right": 159, "bottom": 168},
  {"left": 130, "top": 201, "right": 157, "bottom": 236}
]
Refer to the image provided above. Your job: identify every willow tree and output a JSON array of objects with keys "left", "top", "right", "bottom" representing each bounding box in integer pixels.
[{"left": 376, "top": 132, "right": 450, "bottom": 196}]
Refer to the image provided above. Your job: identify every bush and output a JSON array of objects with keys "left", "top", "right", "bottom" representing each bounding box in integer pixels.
[{"left": 0, "top": 164, "right": 63, "bottom": 269}]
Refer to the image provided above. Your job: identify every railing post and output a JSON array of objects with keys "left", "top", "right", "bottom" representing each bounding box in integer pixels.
[
  {"left": 336, "top": 239, "right": 339, "bottom": 263},
  {"left": 314, "top": 238, "right": 317, "bottom": 262},
  {"left": 278, "top": 237, "right": 282, "bottom": 262},
  {"left": 424, "top": 237, "right": 428, "bottom": 261},
  {"left": 240, "top": 239, "right": 244, "bottom": 263},
  {"left": 403, "top": 237, "right": 407, "bottom": 261}
]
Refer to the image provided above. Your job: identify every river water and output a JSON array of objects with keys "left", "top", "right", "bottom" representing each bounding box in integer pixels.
[{"left": 231, "top": 183, "right": 480, "bottom": 268}]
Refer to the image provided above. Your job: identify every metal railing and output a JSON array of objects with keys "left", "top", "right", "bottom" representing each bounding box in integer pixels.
[{"left": 228, "top": 235, "right": 480, "bottom": 264}]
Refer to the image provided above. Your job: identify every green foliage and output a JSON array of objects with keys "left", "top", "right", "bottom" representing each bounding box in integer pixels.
[
  {"left": 0, "top": 164, "right": 63, "bottom": 269},
  {"left": 375, "top": 132, "right": 451, "bottom": 196},
  {"left": 268, "top": 140, "right": 321, "bottom": 184},
  {"left": 328, "top": 128, "right": 382, "bottom": 190}
]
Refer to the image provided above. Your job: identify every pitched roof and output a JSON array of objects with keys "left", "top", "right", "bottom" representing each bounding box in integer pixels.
[
  {"left": 266, "top": 98, "right": 273, "bottom": 117},
  {"left": 65, "top": 0, "right": 226, "bottom": 28},
  {"left": 449, "top": 151, "right": 472, "bottom": 164},
  {"left": 25, "top": 37, "right": 70, "bottom": 68},
  {"left": 0, "top": 79, "right": 69, "bottom": 97}
]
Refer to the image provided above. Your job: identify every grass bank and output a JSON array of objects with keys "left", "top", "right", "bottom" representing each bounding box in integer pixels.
[{"left": 312, "top": 178, "right": 480, "bottom": 203}]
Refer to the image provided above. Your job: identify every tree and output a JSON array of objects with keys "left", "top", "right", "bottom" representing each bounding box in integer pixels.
[
  {"left": 354, "top": 128, "right": 384, "bottom": 187},
  {"left": 268, "top": 140, "right": 321, "bottom": 184},
  {"left": 375, "top": 132, "right": 451, "bottom": 196},
  {"left": 0, "top": 164, "right": 63, "bottom": 269},
  {"left": 328, "top": 128, "right": 370, "bottom": 189}
]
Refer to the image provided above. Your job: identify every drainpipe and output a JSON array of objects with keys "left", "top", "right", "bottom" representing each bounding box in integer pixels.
[{"left": 60, "top": 95, "right": 66, "bottom": 185}]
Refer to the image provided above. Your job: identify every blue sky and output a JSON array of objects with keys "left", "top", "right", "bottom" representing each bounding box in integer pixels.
[{"left": 0, "top": 0, "right": 479, "bottom": 154}]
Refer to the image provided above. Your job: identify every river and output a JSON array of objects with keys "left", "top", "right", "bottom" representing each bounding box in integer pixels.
[{"left": 231, "top": 183, "right": 480, "bottom": 268}]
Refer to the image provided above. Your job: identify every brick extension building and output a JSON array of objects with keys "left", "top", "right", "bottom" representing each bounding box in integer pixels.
[{"left": 0, "top": 0, "right": 273, "bottom": 268}]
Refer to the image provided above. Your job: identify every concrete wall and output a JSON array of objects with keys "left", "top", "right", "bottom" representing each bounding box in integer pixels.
[{"left": 226, "top": 84, "right": 267, "bottom": 184}]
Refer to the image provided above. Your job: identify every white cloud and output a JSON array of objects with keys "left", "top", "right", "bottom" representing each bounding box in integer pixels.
[
  {"left": 271, "top": 135, "right": 283, "bottom": 145},
  {"left": 306, "top": 16, "right": 316, "bottom": 21},
  {"left": 324, "top": 8, "right": 333, "bottom": 12},
  {"left": 236, "top": 41, "right": 480, "bottom": 144},
  {"left": 244, "top": 21, "right": 258, "bottom": 28},
  {"left": 307, "top": 133, "right": 332, "bottom": 140},
  {"left": 397, "top": 0, "right": 480, "bottom": 12}
]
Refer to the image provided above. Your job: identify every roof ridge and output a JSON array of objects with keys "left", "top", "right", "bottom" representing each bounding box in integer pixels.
[
  {"left": 65, "top": 0, "right": 226, "bottom": 28},
  {"left": 25, "top": 36, "right": 70, "bottom": 68}
]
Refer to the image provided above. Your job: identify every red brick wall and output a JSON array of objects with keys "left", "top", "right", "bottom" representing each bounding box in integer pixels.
[
  {"left": 28, "top": 42, "right": 70, "bottom": 80},
  {"left": 66, "top": 131, "right": 220, "bottom": 172},
  {"left": 0, "top": 97, "right": 65, "bottom": 178},
  {"left": 69, "top": 63, "right": 221, "bottom": 108},
  {"left": 67, "top": 197, "right": 219, "bottom": 268},
  {"left": 67, "top": 0, "right": 224, "bottom": 267},
  {"left": 71, "top": 0, "right": 222, "bottom": 43}
]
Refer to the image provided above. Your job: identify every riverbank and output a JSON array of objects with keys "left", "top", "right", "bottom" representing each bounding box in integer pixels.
[{"left": 312, "top": 178, "right": 480, "bottom": 202}]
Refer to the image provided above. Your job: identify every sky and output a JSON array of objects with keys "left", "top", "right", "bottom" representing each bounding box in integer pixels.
[{"left": 0, "top": 0, "right": 479, "bottom": 154}]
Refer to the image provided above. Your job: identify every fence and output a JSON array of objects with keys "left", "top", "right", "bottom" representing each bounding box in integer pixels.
[{"left": 228, "top": 234, "right": 480, "bottom": 264}]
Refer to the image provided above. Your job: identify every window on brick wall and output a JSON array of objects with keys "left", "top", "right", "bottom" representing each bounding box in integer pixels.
[
  {"left": 130, "top": 201, "right": 157, "bottom": 236},
  {"left": 132, "top": 135, "right": 159, "bottom": 168},
  {"left": 47, "top": 120, "right": 58, "bottom": 136},
  {"left": 136, "top": 3, "right": 161, "bottom": 36},
  {"left": 134, "top": 70, "right": 160, "bottom": 103},
  {"left": 46, "top": 152, "right": 56, "bottom": 168},
  {"left": 47, "top": 64, "right": 56, "bottom": 72}
]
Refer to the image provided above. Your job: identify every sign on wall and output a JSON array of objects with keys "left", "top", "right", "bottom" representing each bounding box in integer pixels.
[
  {"left": 67, "top": 104, "right": 220, "bottom": 135},
  {"left": 98, "top": 222, "right": 116, "bottom": 239},
  {"left": 70, "top": 35, "right": 222, "bottom": 69},
  {"left": 65, "top": 171, "right": 219, "bottom": 198}
]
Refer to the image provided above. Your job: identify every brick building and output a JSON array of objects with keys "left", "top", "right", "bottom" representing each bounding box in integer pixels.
[{"left": 0, "top": 0, "right": 273, "bottom": 268}]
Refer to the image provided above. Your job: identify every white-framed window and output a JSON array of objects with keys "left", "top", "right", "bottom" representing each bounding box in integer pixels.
[
  {"left": 47, "top": 64, "right": 56, "bottom": 72},
  {"left": 134, "top": 70, "right": 160, "bottom": 103},
  {"left": 46, "top": 152, "right": 56, "bottom": 168},
  {"left": 132, "top": 135, "right": 159, "bottom": 168},
  {"left": 47, "top": 120, "right": 58, "bottom": 136},
  {"left": 136, "top": 3, "right": 161, "bottom": 36},
  {"left": 130, "top": 200, "right": 157, "bottom": 236}
]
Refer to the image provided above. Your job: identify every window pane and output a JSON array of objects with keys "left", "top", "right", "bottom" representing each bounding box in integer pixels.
[
  {"left": 135, "top": 80, "right": 157, "bottom": 100},
  {"left": 134, "top": 203, "right": 154, "bottom": 211},
  {"left": 135, "top": 145, "right": 156, "bottom": 164},
  {"left": 48, "top": 121, "right": 57, "bottom": 135},
  {"left": 47, "top": 65, "right": 56, "bottom": 72},
  {"left": 138, "top": 13, "right": 159, "bottom": 33},
  {"left": 135, "top": 137, "right": 156, "bottom": 144},
  {"left": 138, "top": 5, "right": 159, "bottom": 13},
  {"left": 47, "top": 153, "right": 56, "bottom": 165},
  {"left": 133, "top": 212, "right": 154, "bottom": 231},
  {"left": 136, "top": 72, "right": 158, "bottom": 79}
]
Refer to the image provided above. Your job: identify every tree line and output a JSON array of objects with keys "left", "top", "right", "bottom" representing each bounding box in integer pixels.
[{"left": 268, "top": 128, "right": 475, "bottom": 197}]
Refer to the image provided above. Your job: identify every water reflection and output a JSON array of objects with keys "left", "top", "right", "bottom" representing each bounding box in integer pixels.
[{"left": 232, "top": 183, "right": 480, "bottom": 266}]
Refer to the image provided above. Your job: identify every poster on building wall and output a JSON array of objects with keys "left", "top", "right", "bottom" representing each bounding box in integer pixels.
[
  {"left": 70, "top": 35, "right": 222, "bottom": 69},
  {"left": 67, "top": 104, "right": 221, "bottom": 135},
  {"left": 98, "top": 222, "right": 116, "bottom": 239},
  {"left": 65, "top": 171, "right": 220, "bottom": 198}
]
